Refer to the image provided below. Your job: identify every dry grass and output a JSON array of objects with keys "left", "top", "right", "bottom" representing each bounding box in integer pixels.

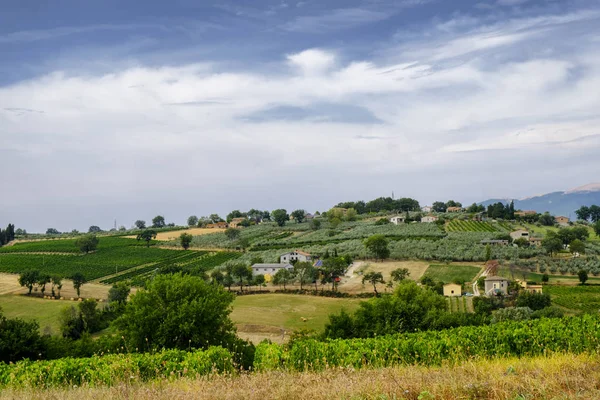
[
  {"left": 4, "top": 353, "right": 600, "bottom": 399},
  {"left": 0, "top": 273, "right": 111, "bottom": 298},
  {"left": 340, "top": 260, "right": 430, "bottom": 294},
  {"left": 126, "top": 228, "right": 225, "bottom": 241}
]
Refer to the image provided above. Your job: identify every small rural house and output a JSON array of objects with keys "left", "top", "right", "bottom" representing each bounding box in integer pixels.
[
  {"left": 446, "top": 207, "right": 463, "bottom": 213},
  {"left": 280, "top": 250, "right": 312, "bottom": 263},
  {"left": 480, "top": 239, "right": 509, "bottom": 246},
  {"left": 206, "top": 222, "right": 228, "bottom": 229},
  {"left": 515, "top": 210, "right": 537, "bottom": 217},
  {"left": 390, "top": 215, "right": 406, "bottom": 225},
  {"left": 555, "top": 216, "right": 570, "bottom": 226},
  {"left": 485, "top": 276, "right": 510, "bottom": 296},
  {"left": 510, "top": 230, "right": 530, "bottom": 241},
  {"left": 304, "top": 213, "right": 314, "bottom": 220},
  {"left": 229, "top": 218, "right": 246, "bottom": 228},
  {"left": 251, "top": 263, "right": 293, "bottom": 276},
  {"left": 529, "top": 237, "right": 543, "bottom": 247},
  {"left": 516, "top": 280, "right": 543, "bottom": 294},
  {"left": 421, "top": 215, "right": 438, "bottom": 223},
  {"left": 421, "top": 206, "right": 432, "bottom": 213},
  {"left": 443, "top": 283, "right": 462, "bottom": 297}
]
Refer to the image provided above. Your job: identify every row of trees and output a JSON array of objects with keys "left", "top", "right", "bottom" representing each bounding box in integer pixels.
[
  {"left": 432, "top": 200, "right": 464, "bottom": 212},
  {"left": 18, "top": 271, "right": 87, "bottom": 297},
  {"left": 335, "top": 197, "right": 420, "bottom": 214},
  {"left": 541, "top": 226, "right": 591, "bottom": 256},
  {"left": 0, "top": 223, "right": 15, "bottom": 246}
]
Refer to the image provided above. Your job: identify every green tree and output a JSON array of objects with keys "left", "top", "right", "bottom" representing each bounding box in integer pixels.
[
  {"left": 108, "top": 282, "right": 131, "bottom": 304},
  {"left": 576, "top": 206, "right": 591, "bottom": 221},
  {"left": 362, "top": 271, "right": 385, "bottom": 295},
  {"left": 211, "top": 270, "right": 225, "bottom": 286},
  {"left": 375, "top": 218, "right": 391, "bottom": 225},
  {"left": 432, "top": 202, "right": 447, "bottom": 212},
  {"left": 309, "top": 218, "right": 322, "bottom": 230},
  {"left": 542, "top": 236, "right": 563, "bottom": 256},
  {"left": 115, "top": 274, "right": 236, "bottom": 351},
  {"left": 345, "top": 208, "right": 358, "bottom": 221},
  {"left": 225, "top": 228, "right": 241, "bottom": 241},
  {"left": 88, "top": 225, "right": 102, "bottom": 233},
  {"left": 515, "top": 291, "right": 551, "bottom": 311},
  {"left": 51, "top": 275, "right": 62, "bottom": 298},
  {"left": 485, "top": 244, "right": 491, "bottom": 261},
  {"left": 539, "top": 212, "right": 555, "bottom": 226},
  {"left": 0, "top": 309, "right": 44, "bottom": 363},
  {"left": 180, "top": 232, "right": 193, "bottom": 250},
  {"left": 75, "top": 234, "right": 99, "bottom": 253},
  {"left": 541, "top": 273, "right": 549, "bottom": 283},
  {"left": 253, "top": 274, "right": 266, "bottom": 292},
  {"left": 291, "top": 209, "right": 306, "bottom": 223},
  {"left": 231, "top": 263, "right": 252, "bottom": 292},
  {"left": 595, "top": 221, "right": 600, "bottom": 236},
  {"left": 187, "top": 215, "right": 199, "bottom": 227},
  {"left": 136, "top": 229, "right": 157, "bottom": 247},
  {"left": 294, "top": 262, "right": 315, "bottom": 290},
  {"left": 71, "top": 272, "right": 87, "bottom": 298},
  {"left": 273, "top": 269, "right": 293, "bottom": 289},
  {"left": 569, "top": 239, "right": 586, "bottom": 254},
  {"left": 134, "top": 220, "right": 146, "bottom": 229},
  {"left": 151, "top": 215, "right": 166, "bottom": 228},
  {"left": 578, "top": 270, "right": 588, "bottom": 285},
  {"left": 514, "top": 237, "right": 530, "bottom": 248},
  {"left": 364, "top": 235, "right": 390, "bottom": 261},
  {"left": 79, "top": 299, "right": 101, "bottom": 332},
  {"left": 226, "top": 210, "right": 244, "bottom": 223},
  {"left": 391, "top": 268, "right": 410, "bottom": 282},
  {"left": 18, "top": 270, "right": 40, "bottom": 295},
  {"left": 37, "top": 274, "right": 51, "bottom": 296},
  {"left": 271, "top": 209, "right": 289, "bottom": 227}
]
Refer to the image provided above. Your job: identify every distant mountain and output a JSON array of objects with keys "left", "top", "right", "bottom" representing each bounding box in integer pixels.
[{"left": 479, "top": 183, "right": 600, "bottom": 218}]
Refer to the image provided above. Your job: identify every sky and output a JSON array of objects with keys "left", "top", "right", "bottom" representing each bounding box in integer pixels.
[{"left": 2, "top": 0, "right": 600, "bottom": 232}]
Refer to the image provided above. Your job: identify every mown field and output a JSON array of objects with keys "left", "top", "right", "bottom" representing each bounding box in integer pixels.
[{"left": 422, "top": 264, "right": 481, "bottom": 283}]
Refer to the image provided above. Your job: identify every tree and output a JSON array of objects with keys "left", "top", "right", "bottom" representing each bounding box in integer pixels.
[
  {"left": 225, "top": 228, "right": 241, "bottom": 241},
  {"left": 321, "top": 257, "right": 348, "bottom": 291},
  {"left": 432, "top": 202, "right": 447, "bottom": 213},
  {"left": 345, "top": 208, "right": 358, "bottom": 222},
  {"left": 294, "top": 262, "right": 315, "bottom": 290},
  {"left": 514, "top": 237, "right": 530, "bottom": 248},
  {"left": 37, "top": 274, "right": 51, "bottom": 296},
  {"left": 0, "top": 310, "right": 44, "bottom": 363},
  {"left": 515, "top": 291, "right": 551, "bottom": 311},
  {"left": 375, "top": 218, "right": 391, "bottom": 225},
  {"left": 211, "top": 270, "right": 225, "bottom": 286},
  {"left": 539, "top": 212, "right": 555, "bottom": 226},
  {"left": 390, "top": 268, "right": 410, "bottom": 282},
  {"left": 541, "top": 273, "right": 549, "bottom": 283},
  {"left": 134, "top": 220, "right": 146, "bottom": 229},
  {"left": 71, "top": 272, "right": 87, "bottom": 297},
  {"left": 576, "top": 206, "right": 591, "bottom": 221},
  {"left": 18, "top": 270, "right": 40, "bottom": 295},
  {"left": 310, "top": 218, "right": 322, "bottom": 230},
  {"left": 273, "top": 269, "right": 293, "bottom": 289},
  {"left": 594, "top": 221, "right": 600, "bottom": 236},
  {"left": 226, "top": 210, "right": 244, "bottom": 223},
  {"left": 187, "top": 216, "right": 199, "bottom": 227},
  {"left": 591, "top": 205, "right": 600, "bottom": 223},
  {"left": 209, "top": 214, "right": 223, "bottom": 223},
  {"left": 180, "top": 233, "right": 193, "bottom": 250},
  {"left": 151, "top": 215, "right": 166, "bottom": 228},
  {"left": 254, "top": 274, "right": 266, "bottom": 292},
  {"left": 362, "top": 272, "right": 385, "bottom": 295},
  {"left": 569, "top": 239, "right": 586, "bottom": 255},
  {"left": 542, "top": 236, "right": 563, "bottom": 256},
  {"left": 88, "top": 225, "right": 102, "bottom": 233},
  {"left": 271, "top": 209, "right": 289, "bottom": 227},
  {"left": 75, "top": 234, "right": 99, "bottom": 253},
  {"left": 108, "top": 281, "right": 131, "bottom": 304},
  {"left": 578, "top": 270, "right": 588, "bottom": 285},
  {"left": 364, "top": 235, "right": 390, "bottom": 261},
  {"left": 485, "top": 244, "right": 492, "bottom": 261},
  {"left": 51, "top": 275, "right": 62, "bottom": 298},
  {"left": 291, "top": 209, "right": 306, "bottom": 223},
  {"left": 231, "top": 263, "right": 252, "bottom": 292},
  {"left": 136, "top": 229, "right": 157, "bottom": 247},
  {"left": 115, "top": 274, "right": 236, "bottom": 351},
  {"left": 46, "top": 228, "right": 60, "bottom": 235}
]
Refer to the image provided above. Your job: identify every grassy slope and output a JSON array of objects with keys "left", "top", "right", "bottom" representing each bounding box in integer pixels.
[
  {"left": 6, "top": 354, "right": 600, "bottom": 399},
  {"left": 422, "top": 264, "right": 482, "bottom": 283},
  {"left": 0, "top": 295, "right": 71, "bottom": 334},
  {"left": 231, "top": 294, "right": 361, "bottom": 332}
]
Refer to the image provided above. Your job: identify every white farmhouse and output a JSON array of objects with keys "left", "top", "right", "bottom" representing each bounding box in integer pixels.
[
  {"left": 421, "top": 215, "right": 439, "bottom": 223},
  {"left": 421, "top": 206, "right": 432, "bottom": 213},
  {"left": 251, "top": 263, "right": 293, "bottom": 276},
  {"left": 389, "top": 215, "right": 406, "bottom": 225},
  {"left": 280, "top": 250, "right": 312, "bottom": 264}
]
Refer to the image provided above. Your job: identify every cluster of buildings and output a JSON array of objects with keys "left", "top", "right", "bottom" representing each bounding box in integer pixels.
[
  {"left": 442, "top": 275, "right": 542, "bottom": 298},
  {"left": 250, "top": 250, "right": 314, "bottom": 277}
]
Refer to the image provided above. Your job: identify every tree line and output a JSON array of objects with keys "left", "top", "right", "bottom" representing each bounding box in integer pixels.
[
  {"left": 335, "top": 197, "right": 421, "bottom": 214},
  {"left": 0, "top": 223, "right": 15, "bottom": 246}
]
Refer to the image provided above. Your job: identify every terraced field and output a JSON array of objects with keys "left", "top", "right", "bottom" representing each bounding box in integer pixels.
[{"left": 446, "top": 220, "right": 499, "bottom": 232}]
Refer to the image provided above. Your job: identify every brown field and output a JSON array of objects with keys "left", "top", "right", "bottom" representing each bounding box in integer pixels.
[
  {"left": 0, "top": 272, "right": 111, "bottom": 298},
  {"left": 4, "top": 353, "right": 599, "bottom": 399},
  {"left": 126, "top": 228, "right": 225, "bottom": 241},
  {"left": 340, "top": 260, "right": 431, "bottom": 293}
]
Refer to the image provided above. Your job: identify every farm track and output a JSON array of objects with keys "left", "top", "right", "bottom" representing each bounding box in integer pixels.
[{"left": 88, "top": 261, "right": 162, "bottom": 284}]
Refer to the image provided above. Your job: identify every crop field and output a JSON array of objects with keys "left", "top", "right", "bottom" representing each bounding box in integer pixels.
[
  {"left": 545, "top": 285, "right": 600, "bottom": 314},
  {"left": 445, "top": 220, "right": 499, "bottom": 232},
  {"left": 446, "top": 296, "right": 473, "bottom": 312},
  {"left": 126, "top": 228, "right": 226, "bottom": 241},
  {"left": 0, "top": 236, "right": 154, "bottom": 254},
  {"left": 422, "top": 264, "right": 482, "bottom": 283}
]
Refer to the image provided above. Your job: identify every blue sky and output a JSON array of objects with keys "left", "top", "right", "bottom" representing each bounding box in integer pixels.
[{"left": 2, "top": 0, "right": 600, "bottom": 232}]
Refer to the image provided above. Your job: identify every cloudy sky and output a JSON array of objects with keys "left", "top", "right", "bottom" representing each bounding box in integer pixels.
[{"left": 2, "top": 0, "right": 600, "bottom": 232}]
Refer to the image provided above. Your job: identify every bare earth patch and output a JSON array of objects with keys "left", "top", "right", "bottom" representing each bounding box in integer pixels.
[{"left": 339, "top": 260, "right": 430, "bottom": 294}]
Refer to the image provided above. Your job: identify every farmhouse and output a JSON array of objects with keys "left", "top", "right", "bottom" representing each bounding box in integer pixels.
[
  {"left": 446, "top": 207, "right": 463, "bottom": 213},
  {"left": 472, "top": 212, "right": 486, "bottom": 222},
  {"left": 484, "top": 276, "right": 510, "bottom": 296},
  {"left": 529, "top": 236, "right": 543, "bottom": 247},
  {"left": 421, "top": 206, "right": 432, "bottom": 213},
  {"left": 280, "top": 250, "right": 312, "bottom": 263},
  {"left": 555, "top": 216, "right": 570, "bottom": 226},
  {"left": 251, "top": 263, "right": 293, "bottom": 276},
  {"left": 510, "top": 230, "right": 529, "bottom": 241},
  {"left": 515, "top": 210, "right": 537, "bottom": 217},
  {"left": 516, "top": 280, "right": 543, "bottom": 294},
  {"left": 229, "top": 218, "right": 246, "bottom": 228},
  {"left": 443, "top": 283, "right": 462, "bottom": 297},
  {"left": 389, "top": 215, "right": 406, "bottom": 225},
  {"left": 421, "top": 215, "right": 438, "bottom": 223},
  {"left": 206, "top": 222, "right": 228, "bottom": 229},
  {"left": 480, "top": 239, "right": 509, "bottom": 246}
]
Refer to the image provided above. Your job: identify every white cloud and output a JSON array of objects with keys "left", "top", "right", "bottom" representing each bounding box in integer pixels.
[
  {"left": 287, "top": 49, "right": 336, "bottom": 75},
  {"left": 283, "top": 8, "right": 389, "bottom": 32}
]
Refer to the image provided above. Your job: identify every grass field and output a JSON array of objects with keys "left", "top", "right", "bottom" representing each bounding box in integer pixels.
[
  {"left": 126, "top": 228, "right": 226, "bottom": 241},
  {"left": 6, "top": 353, "right": 599, "bottom": 399},
  {"left": 422, "top": 264, "right": 482, "bottom": 283},
  {"left": 231, "top": 294, "right": 361, "bottom": 342}
]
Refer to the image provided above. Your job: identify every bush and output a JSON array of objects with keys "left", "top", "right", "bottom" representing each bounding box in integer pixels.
[{"left": 515, "top": 291, "right": 552, "bottom": 311}]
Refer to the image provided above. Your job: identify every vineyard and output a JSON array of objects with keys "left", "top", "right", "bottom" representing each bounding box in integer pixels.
[
  {"left": 0, "top": 236, "right": 156, "bottom": 254},
  {"left": 544, "top": 285, "right": 600, "bottom": 314},
  {"left": 445, "top": 220, "right": 501, "bottom": 232}
]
